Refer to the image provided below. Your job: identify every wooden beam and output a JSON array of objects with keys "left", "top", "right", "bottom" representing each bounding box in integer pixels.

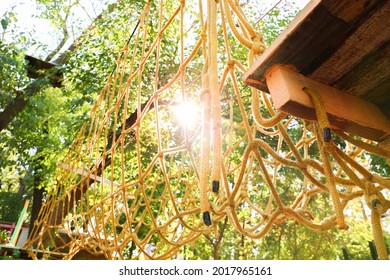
[
  {"left": 334, "top": 42, "right": 390, "bottom": 101},
  {"left": 0, "top": 244, "right": 65, "bottom": 259},
  {"left": 25, "top": 55, "right": 63, "bottom": 88},
  {"left": 310, "top": 1, "right": 390, "bottom": 95},
  {"left": 58, "top": 163, "right": 120, "bottom": 187},
  {"left": 321, "top": 0, "right": 383, "bottom": 23},
  {"left": 265, "top": 65, "right": 390, "bottom": 141},
  {"left": 243, "top": 0, "right": 347, "bottom": 92},
  {"left": 242, "top": 0, "right": 385, "bottom": 92}
]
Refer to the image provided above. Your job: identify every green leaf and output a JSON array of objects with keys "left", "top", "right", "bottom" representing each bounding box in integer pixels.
[{"left": 1, "top": 19, "right": 8, "bottom": 30}]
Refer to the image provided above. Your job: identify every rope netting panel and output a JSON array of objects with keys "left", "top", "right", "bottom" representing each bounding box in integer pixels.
[{"left": 25, "top": 0, "right": 390, "bottom": 260}]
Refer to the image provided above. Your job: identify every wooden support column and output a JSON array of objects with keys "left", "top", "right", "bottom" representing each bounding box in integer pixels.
[{"left": 265, "top": 65, "right": 390, "bottom": 141}]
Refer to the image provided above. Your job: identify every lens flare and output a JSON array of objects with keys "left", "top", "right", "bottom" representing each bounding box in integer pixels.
[{"left": 174, "top": 101, "right": 200, "bottom": 128}]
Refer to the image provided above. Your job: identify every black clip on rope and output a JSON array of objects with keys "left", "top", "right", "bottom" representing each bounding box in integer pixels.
[
  {"left": 323, "top": 127, "right": 331, "bottom": 142},
  {"left": 372, "top": 199, "right": 381, "bottom": 210},
  {"left": 212, "top": 180, "right": 220, "bottom": 193},
  {"left": 203, "top": 211, "right": 212, "bottom": 226}
]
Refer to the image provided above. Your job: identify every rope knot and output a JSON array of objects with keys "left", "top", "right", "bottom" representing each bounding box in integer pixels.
[
  {"left": 251, "top": 41, "right": 266, "bottom": 55},
  {"left": 119, "top": 45, "right": 129, "bottom": 53},
  {"left": 364, "top": 183, "right": 389, "bottom": 214},
  {"left": 227, "top": 60, "right": 235, "bottom": 69},
  {"left": 179, "top": 65, "right": 186, "bottom": 75},
  {"left": 295, "top": 161, "right": 306, "bottom": 169},
  {"left": 248, "top": 142, "right": 257, "bottom": 151},
  {"left": 199, "top": 88, "right": 209, "bottom": 102},
  {"left": 251, "top": 33, "right": 266, "bottom": 55},
  {"left": 251, "top": 32, "right": 263, "bottom": 41},
  {"left": 240, "top": 184, "right": 248, "bottom": 198}
]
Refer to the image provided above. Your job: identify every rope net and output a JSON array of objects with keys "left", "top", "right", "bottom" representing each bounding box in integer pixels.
[{"left": 25, "top": 0, "right": 390, "bottom": 260}]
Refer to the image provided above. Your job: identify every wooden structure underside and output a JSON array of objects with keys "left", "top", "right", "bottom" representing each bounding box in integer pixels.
[{"left": 243, "top": 0, "right": 390, "bottom": 120}]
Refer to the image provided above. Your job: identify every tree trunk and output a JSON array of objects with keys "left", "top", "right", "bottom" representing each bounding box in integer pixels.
[
  {"left": 28, "top": 187, "right": 44, "bottom": 238},
  {"left": 0, "top": 92, "right": 28, "bottom": 132},
  {"left": 28, "top": 122, "right": 48, "bottom": 238},
  {"left": 342, "top": 247, "right": 350, "bottom": 260},
  {"left": 0, "top": 82, "right": 43, "bottom": 132}
]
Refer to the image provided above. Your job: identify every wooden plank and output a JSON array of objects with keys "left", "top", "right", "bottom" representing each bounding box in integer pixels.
[
  {"left": 310, "top": 1, "right": 390, "bottom": 88},
  {"left": 0, "top": 244, "right": 65, "bottom": 260},
  {"left": 25, "top": 55, "right": 63, "bottom": 87},
  {"left": 379, "top": 136, "right": 390, "bottom": 153},
  {"left": 243, "top": 0, "right": 385, "bottom": 92},
  {"left": 367, "top": 79, "right": 390, "bottom": 120},
  {"left": 243, "top": 0, "right": 350, "bottom": 91},
  {"left": 334, "top": 42, "right": 390, "bottom": 100},
  {"left": 265, "top": 65, "right": 390, "bottom": 141},
  {"left": 322, "top": 0, "right": 383, "bottom": 23},
  {"left": 58, "top": 162, "right": 120, "bottom": 187}
]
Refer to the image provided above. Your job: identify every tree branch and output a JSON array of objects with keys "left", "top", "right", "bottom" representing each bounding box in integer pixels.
[
  {"left": 45, "top": 26, "right": 69, "bottom": 62},
  {"left": 0, "top": 82, "right": 43, "bottom": 132},
  {"left": 44, "top": 1, "right": 77, "bottom": 62}
]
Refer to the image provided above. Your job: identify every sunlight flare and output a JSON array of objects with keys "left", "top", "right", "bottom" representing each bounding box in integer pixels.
[{"left": 173, "top": 100, "right": 200, "bottom": 128}]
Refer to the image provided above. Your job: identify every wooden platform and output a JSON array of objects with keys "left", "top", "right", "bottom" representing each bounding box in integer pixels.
[
  {"left": 243, "top": 0, "right": 390, "bottom": 120},
  {"left": 0, "top": 244, "right": 65, "bottom": 260},
  {"left": 25, "top": 55, "right": 63, "bottom": 87}
]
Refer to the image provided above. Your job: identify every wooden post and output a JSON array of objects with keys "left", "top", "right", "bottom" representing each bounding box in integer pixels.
[{"left": 265, "top": 65, "right": 390, "bottom": 141}]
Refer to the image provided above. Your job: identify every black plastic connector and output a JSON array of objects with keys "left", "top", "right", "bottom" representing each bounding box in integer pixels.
[
  {"left": 203, "top": 211, "right": 212, "bottom": 226},
  {"left": 212, "top": 180, "right": 220, "bottom": 193},
  {"left": 323, "top": 127, "right": 331, "bottom": 142}
]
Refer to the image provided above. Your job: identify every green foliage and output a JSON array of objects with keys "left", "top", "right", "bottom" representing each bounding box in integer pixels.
[
  {"left": 0, "top": 42, "right": 29, "bottom": 94},
  {"left": 12, "top": 249, "right": 21, "bottom": 258},
  {"left": 0, "top": 229, "right": 9, "bottom": 243},
  {"left": 369, "top": 154, "right": 390, "bottom": 177},
  {"left": 1, "top": 10, "right": 16, "bottom": 40},
  {"left": 1, "top": 19, "right": 8, "bottom": 30},
  {"left": 259, "top": 2, "right": 300, "bottom": 46},
  {"left": 0, "top": 192, "right": 24, "bottom": 222}
]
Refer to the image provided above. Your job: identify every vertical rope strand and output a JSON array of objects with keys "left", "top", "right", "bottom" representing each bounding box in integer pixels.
[
  {"left": 371, "top": 210, "right": 389, "bottom": 260},
  {"left": 209, "top": 0, "right": 222, "bottom": 194}
]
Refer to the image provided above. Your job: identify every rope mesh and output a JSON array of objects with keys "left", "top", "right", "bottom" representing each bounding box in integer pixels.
[{"left": 24, "top": 0, "right": 390, "bottom": 260}]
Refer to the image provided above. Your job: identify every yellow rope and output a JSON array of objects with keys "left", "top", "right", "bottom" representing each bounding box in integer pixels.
[
  {"left": 210, "top": 0, "right": 222, "bottom": 196},
  {"left": 303, "top": 87, "right": 347, "bottom": 229},
  {"left": 371, "top": 210, "right": 388, "bottom": 260}
]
